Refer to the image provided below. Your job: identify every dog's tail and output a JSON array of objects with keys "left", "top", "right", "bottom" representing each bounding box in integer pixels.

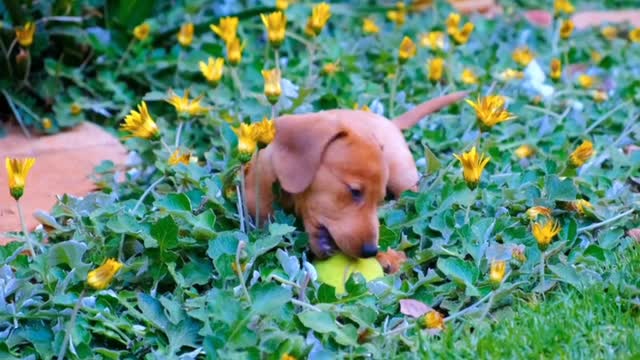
[{"left": 392, "top": 91, "right": 469, "bottom": 130}]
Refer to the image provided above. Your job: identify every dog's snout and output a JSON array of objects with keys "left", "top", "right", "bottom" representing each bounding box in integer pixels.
[{"left": 361, "top": 243, "right": 378, "bottom": 258}]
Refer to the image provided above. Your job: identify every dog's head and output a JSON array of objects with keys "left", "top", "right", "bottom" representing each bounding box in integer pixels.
[{"left": 270, "top": 112, "right": 388, "bottom": 259}]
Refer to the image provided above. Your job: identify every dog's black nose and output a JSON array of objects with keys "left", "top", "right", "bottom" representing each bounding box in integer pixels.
[{"left": 361, "top": 244, "right": 378, "bottom": 258}]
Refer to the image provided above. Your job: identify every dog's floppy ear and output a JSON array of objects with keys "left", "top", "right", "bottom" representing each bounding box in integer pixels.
[{"left": 271, "top": 113, "right": 345, "bottom": 194}]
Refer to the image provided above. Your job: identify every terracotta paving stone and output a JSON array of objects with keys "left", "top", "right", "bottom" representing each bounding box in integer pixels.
[{"left": 0, "top": 122, "right": 127, "bottom": 244}]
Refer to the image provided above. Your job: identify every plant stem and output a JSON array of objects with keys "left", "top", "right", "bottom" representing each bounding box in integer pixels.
[
  {"left": 132, "top": 176, "right": 166, "bottom": 214},
  {"left": 175, "top": 120, "right": 185, "bottom": 147},
  {"left": 236, "top": 183, "right": 246, "bottom": 233},
  {"left": 445, "top": 290, "right": 494, "bottom": 322},
  {"left": 57, "top": 288, "right": 86, "bottom": 360},
  {"left": 235, "top": 240, "right": 252, "bottom": 305},
  {"left": 584, "top": 100, "right": 631, "bottom": 135},
  {"left": 2, "top": 90, "right": 32, "bottom": 138},
  {"left": 0, "top": 37, "right": 14, "bottom": 78},
  {"left": 306, "top": 39, "right": 316, "bottom": 88},
  {"left": 290, "top": 298, "right": 322, "bottom": 312},
  {"left": 271, "top": 105, "right": 277, "bottom": 120},
  {"left": 254, "top": 155, "right": 261, "bottom": 229},
  {"left": 389, "top": 64, "right": 402, "bottom": 118},
  {"left": 16, "top": 200, "right": 35, "bottom": 258},
  {"left": 22, "top": 50, "right": 31, "bottom": 84},
  {"left": 115, "top": 39, "right": 135, "bottom": 78},
  {"left": 539, "top": 251, "right": 545, "bottom": 286},
  {"left": 577, "top": 208, "right": 635, "bottom": 233},
  {"left": 230, "top": 67, "right": 246, "bottom": 98}
]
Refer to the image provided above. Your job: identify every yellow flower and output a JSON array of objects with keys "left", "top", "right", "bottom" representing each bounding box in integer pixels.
[
  {"left": 353, "top": 103, "right": 371, "bottom": 112},
  {"left": 199, "top": 57, "right": 224, "bottom": 85},
  {"left": 465, "top": 95, "right": 516, "bottom": 129},
  {"left": 454, "top": 146, "right": 490, "bottom": 190},
  {"left": 70, "top": 103, "right": 82, "bottom": 115},
  {"left": 166, "top": 89, "right": 207, "bottom": 116},
  {"left": 428, "top": 57, "right": 445, "bottom": 82},
  {"left": 590, "top": 50, "right": 602, "bottom": 64},
  {"left": 578, "top": 74, "right": 595, "bottom": 88},
  {"left": 460, "top": 69, "right": 477, "bottom": 85},
  {"left": 451, "top": 22, "right": 474, "bottom": 45},
  {"left": 387, "top": 2, "right": 406, "bottom": 26},
  {"left": 281, "top": 354, "right": 296, "bottom": 360},
  {"left": 600, "top": 26, "right": 617, "bottom": 40},
  {"left": 262, "top": 68, "right": 282, "bottom": 104},
  {"left": 532, "top": 219, "right": 561, "bottom": 250},
  {"left": 515, "top": 144, "right": 536, "bottom": 159},
  {"left": 15, "top": 22, "right": 35, "bottom": 47},
  {"left": 322, "top": 62, "right": 340, "bottom": 76},
  {"left": 254, "top": 117, "right": 276, "bottom": 144},
  {"left": 233, "top": 123, "right": 258, "bottom": 160},
  {"left": 573, "top": 199, "right": 593, "bottom": 215},
  {"left": 133, "top": 23, "right": 150, "bottom": 41},
  {"left": 306, "top": 2, "right": 331, "bottom": 37},
  {"left": 5, "top": 157, "right": 36, "bottom": 200},
  {"left": 168, "top": 150, "right": 191, "bottom": 166},
  {"left": 120, "top": 101, "right": 160, "bottom": 140},
  {"left": 559, "top": 19, "right": 574, "bottom": 40},
  {"left": 87, "top": 258, "right": 124, "bottom": 290},
  {"left": 512, "top": 46, "right": 535, "bottom": 67},
  {"left": 42, "top": 117, "right": 53, "bottom": 130},
  {"left": 498, "top": 68, "right": 524, "bottom": 81},
  {"left": 526, "top": 206, "right": 552, "bottom": 220},
  {"left": 226, "top": 37, "right": 244, "bottom": 66},
  {"left": 489, "top": 260, "right": 506, "bottom": 285},
  {"left": 261, "top": 11, "right": 287, "bottom": 47},
  {"left": 424, "top": 310, "right": 445, "bottom": 330},
  {"left": 211, "top": 16, "right": 239, "bottom": 44},
  {"left": 177, "top": 22, "right": 194, "bottom": 47},
  {"left": 276, "top": 0, "right": 289, "bottom": 10},
  {"left": 591, "top": 90, "right": 608, "bottom": 103},
  {"left": 446, "top": 13, "right": 461, "bottom": 35},
  {"left": 629, "top": 28, "right": 640, "bottom": 42},
  {"left": 363, "top": 18, "right": 380, "bottom": 34},
  {"left": 550, "top": 58, "right": 562, "bottom": 80},
  {"left": 420, "top": 31, "right": 444, "bottom": 50},
  {"left": 569, "top": 140, "right": 594, "bottom": 167},
  {"left": 398, "top": 36, "right": 417, "bottom": 64},
  {"left": 554, "top": 0, "right": 574, "bottom": 15}
]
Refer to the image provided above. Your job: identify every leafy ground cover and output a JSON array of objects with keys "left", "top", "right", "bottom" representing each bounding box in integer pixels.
[{"left": 1, "top": 0, "right": 640, "bottom": 359}]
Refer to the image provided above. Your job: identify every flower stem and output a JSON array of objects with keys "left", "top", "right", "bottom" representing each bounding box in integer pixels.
[
  {"left": 115, "top": 38, "right": 135, "bottom": 77},
  {"left": 306, "top": 39, "right": 316, "bottom": 88},
  {"left": 445, "top": 290, "right": 494, "bottom": 322},
  {"left": 132, "top": 176, "right": 166, "bottom": 214},
  {"left": 389, "top": 64, "right": 402, "bottom": 118},
  {"left": 175, "top": 120, "right": 185, "bottom": 147},
  {"left": 56, "top": 287, "right": 86, "bottom": 360},
  {"left": 16, "top": 200, "right": 35, "bottom": 258},
  {"left": 230, "top": 67, "right": 246, "bottom": 98},
  {"left": 539, "top": 251, "right": 545, "bottom": 286},
  {"left": 577, "top": 208, "right": 635, "bottom": 233},
  {"left": 236, "top": 183, "right": 246, "bottom": 234},
  {"left": 22, "top": 50, "right": 31, "bottom": 84}
]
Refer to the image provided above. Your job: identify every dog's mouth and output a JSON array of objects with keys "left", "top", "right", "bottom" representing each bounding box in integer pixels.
[{"left": 316, "top": 225, "right": 338, "bottom": 258}]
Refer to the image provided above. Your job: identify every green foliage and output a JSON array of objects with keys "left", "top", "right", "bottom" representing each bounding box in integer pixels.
[{"left": 1, "top": 0, "right": 640, "bottom": 359}]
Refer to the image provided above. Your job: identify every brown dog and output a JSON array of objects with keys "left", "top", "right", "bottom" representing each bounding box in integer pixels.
[{"left": 243, "top": 92, "right": 467, "bottom": 259}]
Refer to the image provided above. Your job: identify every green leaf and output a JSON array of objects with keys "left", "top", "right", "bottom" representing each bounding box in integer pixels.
[
  {"left": 548, "top": 263, "right": 582, "bottom": 289},
  {"left": 437, "top": 257, "right": 479, "bottom": 290},
  {"left": 137, "top": 292, "right": 169, "bottom": 329},
  {"left": 155, "top": 193, "right": 193, "bottom": 216},
  {"left": 297, "top": 311, "right": 358, "bottom": 346},
  {"left": 250, "top": 283, "right": 292, "bottom": 316},
  {"left": 424, "top": 145, "right": 442, "bottom": 175},
  {"left": 545, "top": 176, "right": 577, "bottom": 201},
  {"left": 47, "top": 241, "right": 90, "bottom": 276}
]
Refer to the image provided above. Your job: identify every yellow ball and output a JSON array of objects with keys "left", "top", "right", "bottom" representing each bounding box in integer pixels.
[{"left": 314, "top": 253, "right": 384, "bottom": 295}]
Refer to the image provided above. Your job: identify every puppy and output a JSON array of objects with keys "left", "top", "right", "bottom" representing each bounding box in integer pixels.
[{"left": 243, "top": 92, "right": 467, "bottom": 259}]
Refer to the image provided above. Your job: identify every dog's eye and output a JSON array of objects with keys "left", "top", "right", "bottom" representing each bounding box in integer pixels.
[{"left": 349, "top": 187, "right": 363, "bottom": 201}]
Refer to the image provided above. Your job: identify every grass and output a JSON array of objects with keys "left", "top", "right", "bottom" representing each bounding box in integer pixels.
[{"left": 428, "top": 245, "right": 640, "bottom": 359}]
